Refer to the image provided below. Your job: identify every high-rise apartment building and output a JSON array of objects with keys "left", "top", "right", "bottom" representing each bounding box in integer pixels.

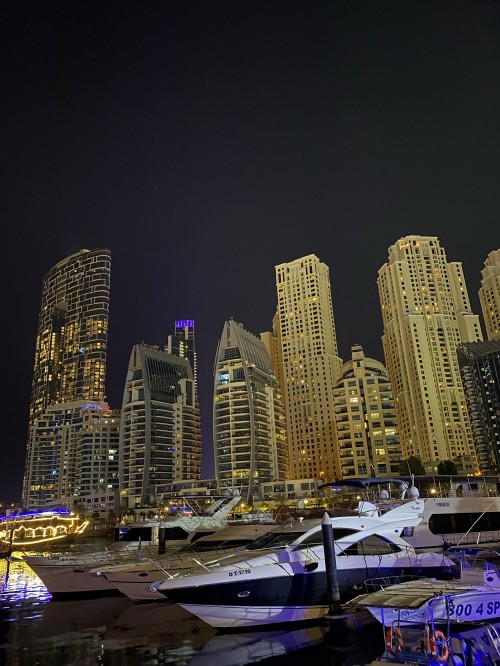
[
  {"left": 23, "top": 400, "right": 119, "bottom": 508},
  {"left": 167, "top": 320, "right": 198, "bottom": 390},
  {"left": 334, "top": 345, "right": 401, "bottom": 477},
  {"left": 29, "top": 248, "right": 111, "bottom": 425},
  {"left": 260, "top": 312, "right": 285, "bottom": 399},
  {"left": 458, "top": 340, "right": 500, "bottom": 474},
  {"left": 213, "top": 320, "right": 287, "bottom": 502},
  {"left": 275, "top": 254, "right": 342, "bottom": 481},
  {"left": 479, "top": 249, "right": 500, "bottom": 342},
  {"left": 119, "top": 343, "right": 201, "bottom": 508},
  {"left": 23, "top": 249, "right": 112, "bottom": 508},
  {"left": 377, "top": 236, "right": 482, "bottom": 470}
]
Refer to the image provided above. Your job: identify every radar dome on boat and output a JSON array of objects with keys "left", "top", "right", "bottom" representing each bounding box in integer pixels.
[
  {"left": 407, "top": 486, "right": 419, "bottom": 498},
  {"left": 379, "top": 489, "right": 390, "bottom": 499}
]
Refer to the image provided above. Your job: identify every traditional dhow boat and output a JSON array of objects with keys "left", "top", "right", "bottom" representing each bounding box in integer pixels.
[
  {"left": 0, "top": 510, "right": 89, "bottom": 548},
  {"left": 153, "top": 500, "right": 458, "bottom": 628}
]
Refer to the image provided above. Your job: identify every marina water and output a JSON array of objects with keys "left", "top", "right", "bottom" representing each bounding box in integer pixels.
[{"left": 0, "top": 553, "right": 384, "bottom": 665}]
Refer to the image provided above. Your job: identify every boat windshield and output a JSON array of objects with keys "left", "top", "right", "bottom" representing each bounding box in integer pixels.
[
  {"left": 244, "top": 526, "right": 360, "bottom": 550},
  {"left": 244, "top": 531, "right": 306, "bottom": 550}
]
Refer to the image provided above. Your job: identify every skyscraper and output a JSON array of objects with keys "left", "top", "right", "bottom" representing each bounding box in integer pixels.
[
  {"left": 458, "top": 340, "right": 500, "bottom": 474},
  {"left": 119, "top": 343, "right": 201, "bottom": 508},
  {"left": 29, "top": 248, "right": 111, "bottom": 424},
  {"left": 23, "top": 401, "right": 119, "bottom": 508},
  {"left": 275, "top": 254, "right": 342, "bottom": 481},
  {"left": 333, "top": 345, "right": 401, "bottom": 478},
  {"left": 377, "top": 236, "right": 482, "bottom": 470},
  {"left": 479, "top": 249, "right": 500, "bottom": 342},
  {"left": 213, "top": 319, "right": 287, "bottom": 502},
  {"left": 23, "top": 248, "right": 111, "bottom": 507},
  {"left": 167, "top": 320, "right": 197, "bottom": 390}
]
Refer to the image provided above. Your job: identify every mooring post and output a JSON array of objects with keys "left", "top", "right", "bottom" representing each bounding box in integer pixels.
[
  {"left": 321, "top": 511, "right": 342, "bottom": 616},
  {"left": 158, "top": 523, "right": 166, "bottom": 555}
]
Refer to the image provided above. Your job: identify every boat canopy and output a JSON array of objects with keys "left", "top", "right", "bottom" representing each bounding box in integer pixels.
[
  {"left": 320, "top": 475, "right": 500, "bottom": 490},
  {"left": 354, "top": 580, "right": 480, "bottom": 610},
  {"left": 320, "top": 477, "right": 408, "bottom": 490}
]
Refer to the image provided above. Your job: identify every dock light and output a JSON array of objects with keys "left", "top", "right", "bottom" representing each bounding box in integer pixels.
[{"left": 430, "top": 488, "right": 436, "bottom": 494}]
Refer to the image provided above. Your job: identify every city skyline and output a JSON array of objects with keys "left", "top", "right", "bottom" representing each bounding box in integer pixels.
[
  {"left": 11, "top": 239, "right": 498, "bottom": 507},
  {"left": 3, "top": 1, "right": 500, "bottom": 502}
]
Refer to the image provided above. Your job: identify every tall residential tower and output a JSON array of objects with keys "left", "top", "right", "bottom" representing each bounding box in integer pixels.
[
  {"left": 119, "top": 343, "right": 201, "bottom": 508},
  {"left": 23, "top": 249, "right": 112, "bottom": 507},
  {"left": 377, "top": 236, "right": 482, "bottom": 470},
  {"left": 167, "top": 320, "right": 198, "bottom": 391},
  {"left": 334, "top": 345, "right": 401, "bottom": 478},
  {"left": 479, "top": 249, "right": 500, "bottom": 342},
  {"left": 29, "top": 248, "right": 111, "bottom": 424},
  {"left": 213, "top": 320, "right": 287, "bottom": 502},
  {"left": 275, "top": 255, "right": 342, "bottom": 481},
  {"left": 458, "top": 341, "right": 500, "bottom": 475}
]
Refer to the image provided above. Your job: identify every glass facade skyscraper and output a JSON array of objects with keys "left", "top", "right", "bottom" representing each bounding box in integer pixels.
[
  {"left": 458, "top": 340, "right": 500, "bottom": 474},
  {"left": 29, "top": 248, "right": 111, "bottom": 424},
  {"left": 23, "top": 248, "right": 111, "bottom": 507},
  {"left": 213, "top": 320, "right": 287, "bottom": 502},
  {"left": 119, "top": 343, "right": 201, "bottom": 508}
]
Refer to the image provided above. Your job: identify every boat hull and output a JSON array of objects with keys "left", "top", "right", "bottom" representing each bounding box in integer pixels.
[
  {"left": 176, "top": 603, "right": 327, "bottom": 628},
  {"left": 160, "top": 561, "right": 458, "bottom": 628},
  {"left": 24, "top": 556, "right": 122, "bottom": 597},
  {"left": 367, "top": 590, "right": 500, "bottom": 627}
]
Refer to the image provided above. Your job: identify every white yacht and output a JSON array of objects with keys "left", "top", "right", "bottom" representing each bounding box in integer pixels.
[
  {"left": 23, "top": 491, "right": 242, "bottom": 598},
  {"left": 153, "top": 500, "right": 459, "bottom": 628},
  {"left": 95, "top": 522, "right": 276, "bottom": 601},
  {"left": 321, "top": 476, "right": 500, "bottom": 552}
]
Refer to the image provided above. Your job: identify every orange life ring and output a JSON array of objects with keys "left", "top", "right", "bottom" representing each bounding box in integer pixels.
[
  {"left": 385, "top": 626, "right": 404, "bottom": 655},
  {"left": 429, "top": 630, "right": 449, "bottom": 663}
]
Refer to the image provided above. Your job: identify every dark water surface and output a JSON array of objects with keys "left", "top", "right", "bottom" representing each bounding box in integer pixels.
[{"left": 0, "top": 553, "right": 384, "bottom": 665}]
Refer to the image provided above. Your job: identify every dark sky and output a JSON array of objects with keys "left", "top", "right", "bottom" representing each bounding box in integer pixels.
[{"left": 2, "top": 1, "right": 499, "bottom": 504}]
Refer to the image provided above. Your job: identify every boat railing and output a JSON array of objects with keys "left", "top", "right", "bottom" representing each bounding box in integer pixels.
[
  {"left": 449, "top": 549, "right": 500, "bottom": 573},
  {"left": 139, "top": 557, "right": 182, "bottom": 579},
  {"left": 445, "top": 530, "right": 500, "bottom": 547},
  {"left": 363, "top": 574, "right": 431, "bottom": 593}
]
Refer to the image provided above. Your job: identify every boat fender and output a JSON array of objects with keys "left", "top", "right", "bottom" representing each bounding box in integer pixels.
[
  {"left": 385, "top": 627, "right": 404, "bottom": 655},
  {"left": 430, "top": 630, "right": 449, "bottom": 663}
]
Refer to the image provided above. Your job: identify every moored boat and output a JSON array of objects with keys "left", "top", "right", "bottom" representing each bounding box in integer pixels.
[
  {"left": 23, "top": 490, "right": 242, "bottom": 598},
  {"left": 153, "top": 500, "right": 459, "bottom": 629},
  {"left": 321, "top": 476, "right": 500, "bottom": 553},
  {"left": 96, "top": 522, "right": 276, "bottom": 602},
  {"left": 0, "top": 510, "right": 89, "bottom": 548},
  {"left": 350, "top": 561, "right": 500, "bottom": 666}
]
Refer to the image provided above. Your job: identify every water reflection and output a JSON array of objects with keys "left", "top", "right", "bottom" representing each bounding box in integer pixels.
[
  {"left": 0, "top": 557, "right": 382, "bottom": 665},
  {"left": 190, "top": 625, "right": 327, "bottom": 666}
]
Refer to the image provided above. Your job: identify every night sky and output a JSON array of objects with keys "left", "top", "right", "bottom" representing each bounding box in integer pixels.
[{"left": 3, "top": 1, "right": 499, "bottom": 504}]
